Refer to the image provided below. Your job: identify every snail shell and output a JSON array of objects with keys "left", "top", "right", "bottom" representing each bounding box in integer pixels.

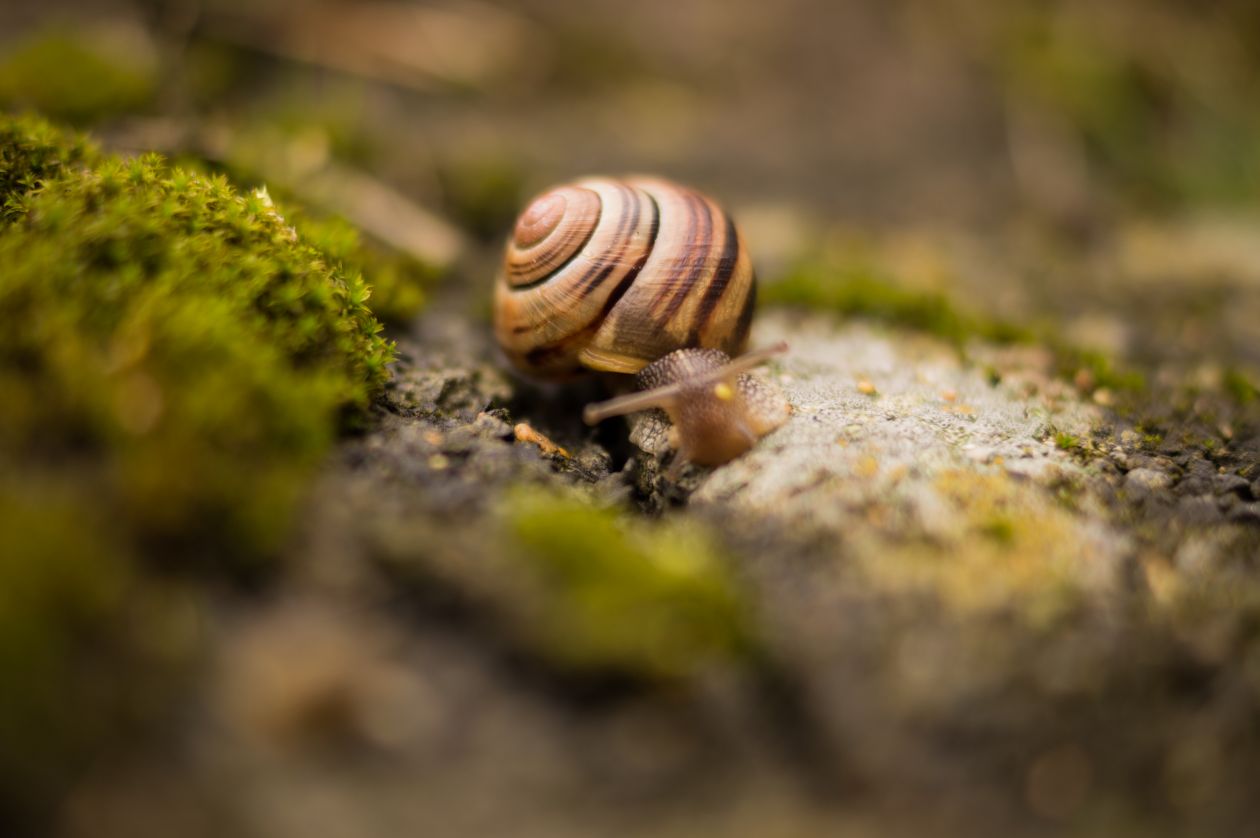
[{"left": 493, "top": 177, "right": 756, "bottom": 378}]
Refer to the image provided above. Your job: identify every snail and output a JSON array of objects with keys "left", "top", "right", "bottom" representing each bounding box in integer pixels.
[{"left": 494, "top": 176, "right": 790, "bottom": 467}]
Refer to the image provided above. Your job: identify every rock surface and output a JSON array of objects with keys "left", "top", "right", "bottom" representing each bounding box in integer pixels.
[{"left": 65, "top": 306, "right": 1260, "bottom": 838}]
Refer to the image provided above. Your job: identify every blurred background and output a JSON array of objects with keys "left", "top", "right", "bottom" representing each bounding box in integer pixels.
[
  {"left": 5, "top": 1, "right": 1260, "bottom": 836},
  {"left": 4, "top": 0, "right": 1260, "bottom": 372}
]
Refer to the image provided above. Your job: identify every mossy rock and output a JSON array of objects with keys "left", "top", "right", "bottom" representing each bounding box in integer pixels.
[
  {"left": 0, "top": 113, "right": 393, "bottom": 827},
  {"left": 280, "top": 203, "right": 434, "bottom": 324},
  {"left": 0, "top": 121, "right": 393, "bottom": 565},
  {"left": 0, "top": 29, "right": 156, "bottom": 125},
  {"left": 0, "top": 114, "right": 95, "bottom": 223},
  {"left": 763, "top": 247, "right": 1145, "bottom": 397},
  {"left": 502, "top": 490, "right": 753, "bottom": 680}
]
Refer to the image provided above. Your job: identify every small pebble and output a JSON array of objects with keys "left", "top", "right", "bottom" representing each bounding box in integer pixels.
[
  {"left": 1213, "top": 474, "right": 1251, "bottom": 497},
  {"left": 1125, "top": 468, "right": 1174, "bottom": 492},
  {"left": 1177, "top": 495, "right": 1222, "bottom": 525},
  {"left": 473, "top": 411, "right": 514, "bottom": 439},
  {"left": 1227, "top": 503, "right": 1260, "bottom": 525}
]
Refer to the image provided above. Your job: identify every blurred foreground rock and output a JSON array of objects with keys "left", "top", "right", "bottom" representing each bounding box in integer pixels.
[{"left": 63, "top": 310, "right": 1260, "bottom": 838}]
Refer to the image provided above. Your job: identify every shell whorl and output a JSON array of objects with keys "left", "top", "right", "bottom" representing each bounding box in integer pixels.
[{"left": 494, "top": 176, "right": 756, "bottom": 378}]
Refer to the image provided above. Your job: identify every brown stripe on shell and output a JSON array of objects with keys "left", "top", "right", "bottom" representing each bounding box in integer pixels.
[
  {"left": 657, "top": 193, "right": 722, "bottom": 330},
  {"left": 687, "top": 214, "right": 742, "bottom": 345},
  {"left": 574, "top": 182, "right": 639, "bottom": 299},
  {"left": 649, "top": 190, "right": 705, "bottom": 320},
  {"left": 580, "top": 181, "right": 744, "bottom": 372},
  {"left": 519, "top": 263, "right": 644, "bottom": 374},
  {"left": 595, "top": 188, "right": 659, "bottom": 308},
  {"left": 515, "top": 264, "right": 647, "bottom": 376}
]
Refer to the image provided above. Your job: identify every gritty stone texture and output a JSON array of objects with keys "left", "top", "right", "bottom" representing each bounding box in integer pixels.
[
  {"left": 695, "top": 313, "right": 1103, "bottom": 525},
  {"left": 74, "top": 310, "right": 1260, "bottom": 838},
  {"left": 1126, "top": 467, "right": 1176, "bottom": 492}
]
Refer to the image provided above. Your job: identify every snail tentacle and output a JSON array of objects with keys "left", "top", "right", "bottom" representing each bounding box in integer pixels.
[{"left": 582, "top": 383, "right": 683, "bottom": 426}]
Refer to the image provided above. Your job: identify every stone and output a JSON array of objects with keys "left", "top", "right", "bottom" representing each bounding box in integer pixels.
[
  {"left": 1228, "top": 503, "right": 1260, "bottom": 525},
  {"left": 1125, "top": 468, "right": 1176, "bottom": 492},
  {"left": 1214, "top": 473, "right": 1252, "bottom": 497}
]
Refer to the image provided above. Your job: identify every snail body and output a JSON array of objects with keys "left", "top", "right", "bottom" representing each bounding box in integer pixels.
[
  {"left": 495, "top": 175, "right": 787, "bottom": 467},
  {"left": 583, "top": 342, "right": 791, "bottom": 467},
  {"left": 494, "top": 176, "right": 755, "bottom": 378}
]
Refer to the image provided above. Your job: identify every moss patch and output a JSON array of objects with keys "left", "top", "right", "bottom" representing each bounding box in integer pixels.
[
  {"left": 763, "top": 256, "right": 1030, "bottom": 347},
  {"left": 501, "top": 490, "right": 753, "bottom": 680},
  {"left": 1223, "top": 367, "right": 1259, "bottom": 405},
  {"left": 763, "top": 250, "right": 1146, "bottom": 397},
  {"left": 279, "top": 202, "right": 434, "bottom": 323},
  {"left": 185, "top": 125, "right": 439, "bottom": 324},
  {"left": 0, "top": 29, "right": 156, "bottom": 125},
  {"left": 0, "top": 114, "right": 95, "bottom": 223},
  {"left": 0, "top": 140, "right": 392, "bottom": 565},
  {"left": 1054, "top": 431, "right": 1081, "bottom": 452},
  {"left": 0, "top": 114, "right": 392, "bottom": 825}
]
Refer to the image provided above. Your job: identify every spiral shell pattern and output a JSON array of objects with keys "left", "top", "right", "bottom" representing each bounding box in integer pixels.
[{"left": 494, "top": 177, "right": 756, "bottom": 378}]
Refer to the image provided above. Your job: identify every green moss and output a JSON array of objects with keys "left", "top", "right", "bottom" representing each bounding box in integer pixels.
[
  {"left": 181, "top": 129, "right": 436, "bottom": 323},
  {"left": 1223, "top": 367, "right": 1259, "bottom": 405},
  {"left": 281, "top": 204, "right": 434, "bottom": 323},
  {"left": 1052, "top": 346, "right": 1146, "bottom": 394},
  {"left": 1055, "top": 431, "right": 1081, "bottom": 451},
  {"left": 0, "top": 113, "right": 96, "bottom": 224},
  {"left": 502, "top": 490, "right": 752, "bottom": 679},
  {"left": 0, "top": 29, "right": 156, "bottom": 125},
  {"left": 0, "top": 489, "right": 123, "bottom": 820},
  {"left": 0, "top": 113, "right": 394, "bottom": 824},
  {"left": 764, "top": 251, "right": 1145, "bottom": 396},
  {"left": 0, "top": 120, "right": 392, "bottom": 564},
  {"left": 763, "top": 257, "right": 1029, "bottom": 348},
  {"left": 980, "top": 514, "right": 1017, "bottom": 545},
  {"left": 1134, "top": 419, "right": 1167, "bottom": 450}
]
